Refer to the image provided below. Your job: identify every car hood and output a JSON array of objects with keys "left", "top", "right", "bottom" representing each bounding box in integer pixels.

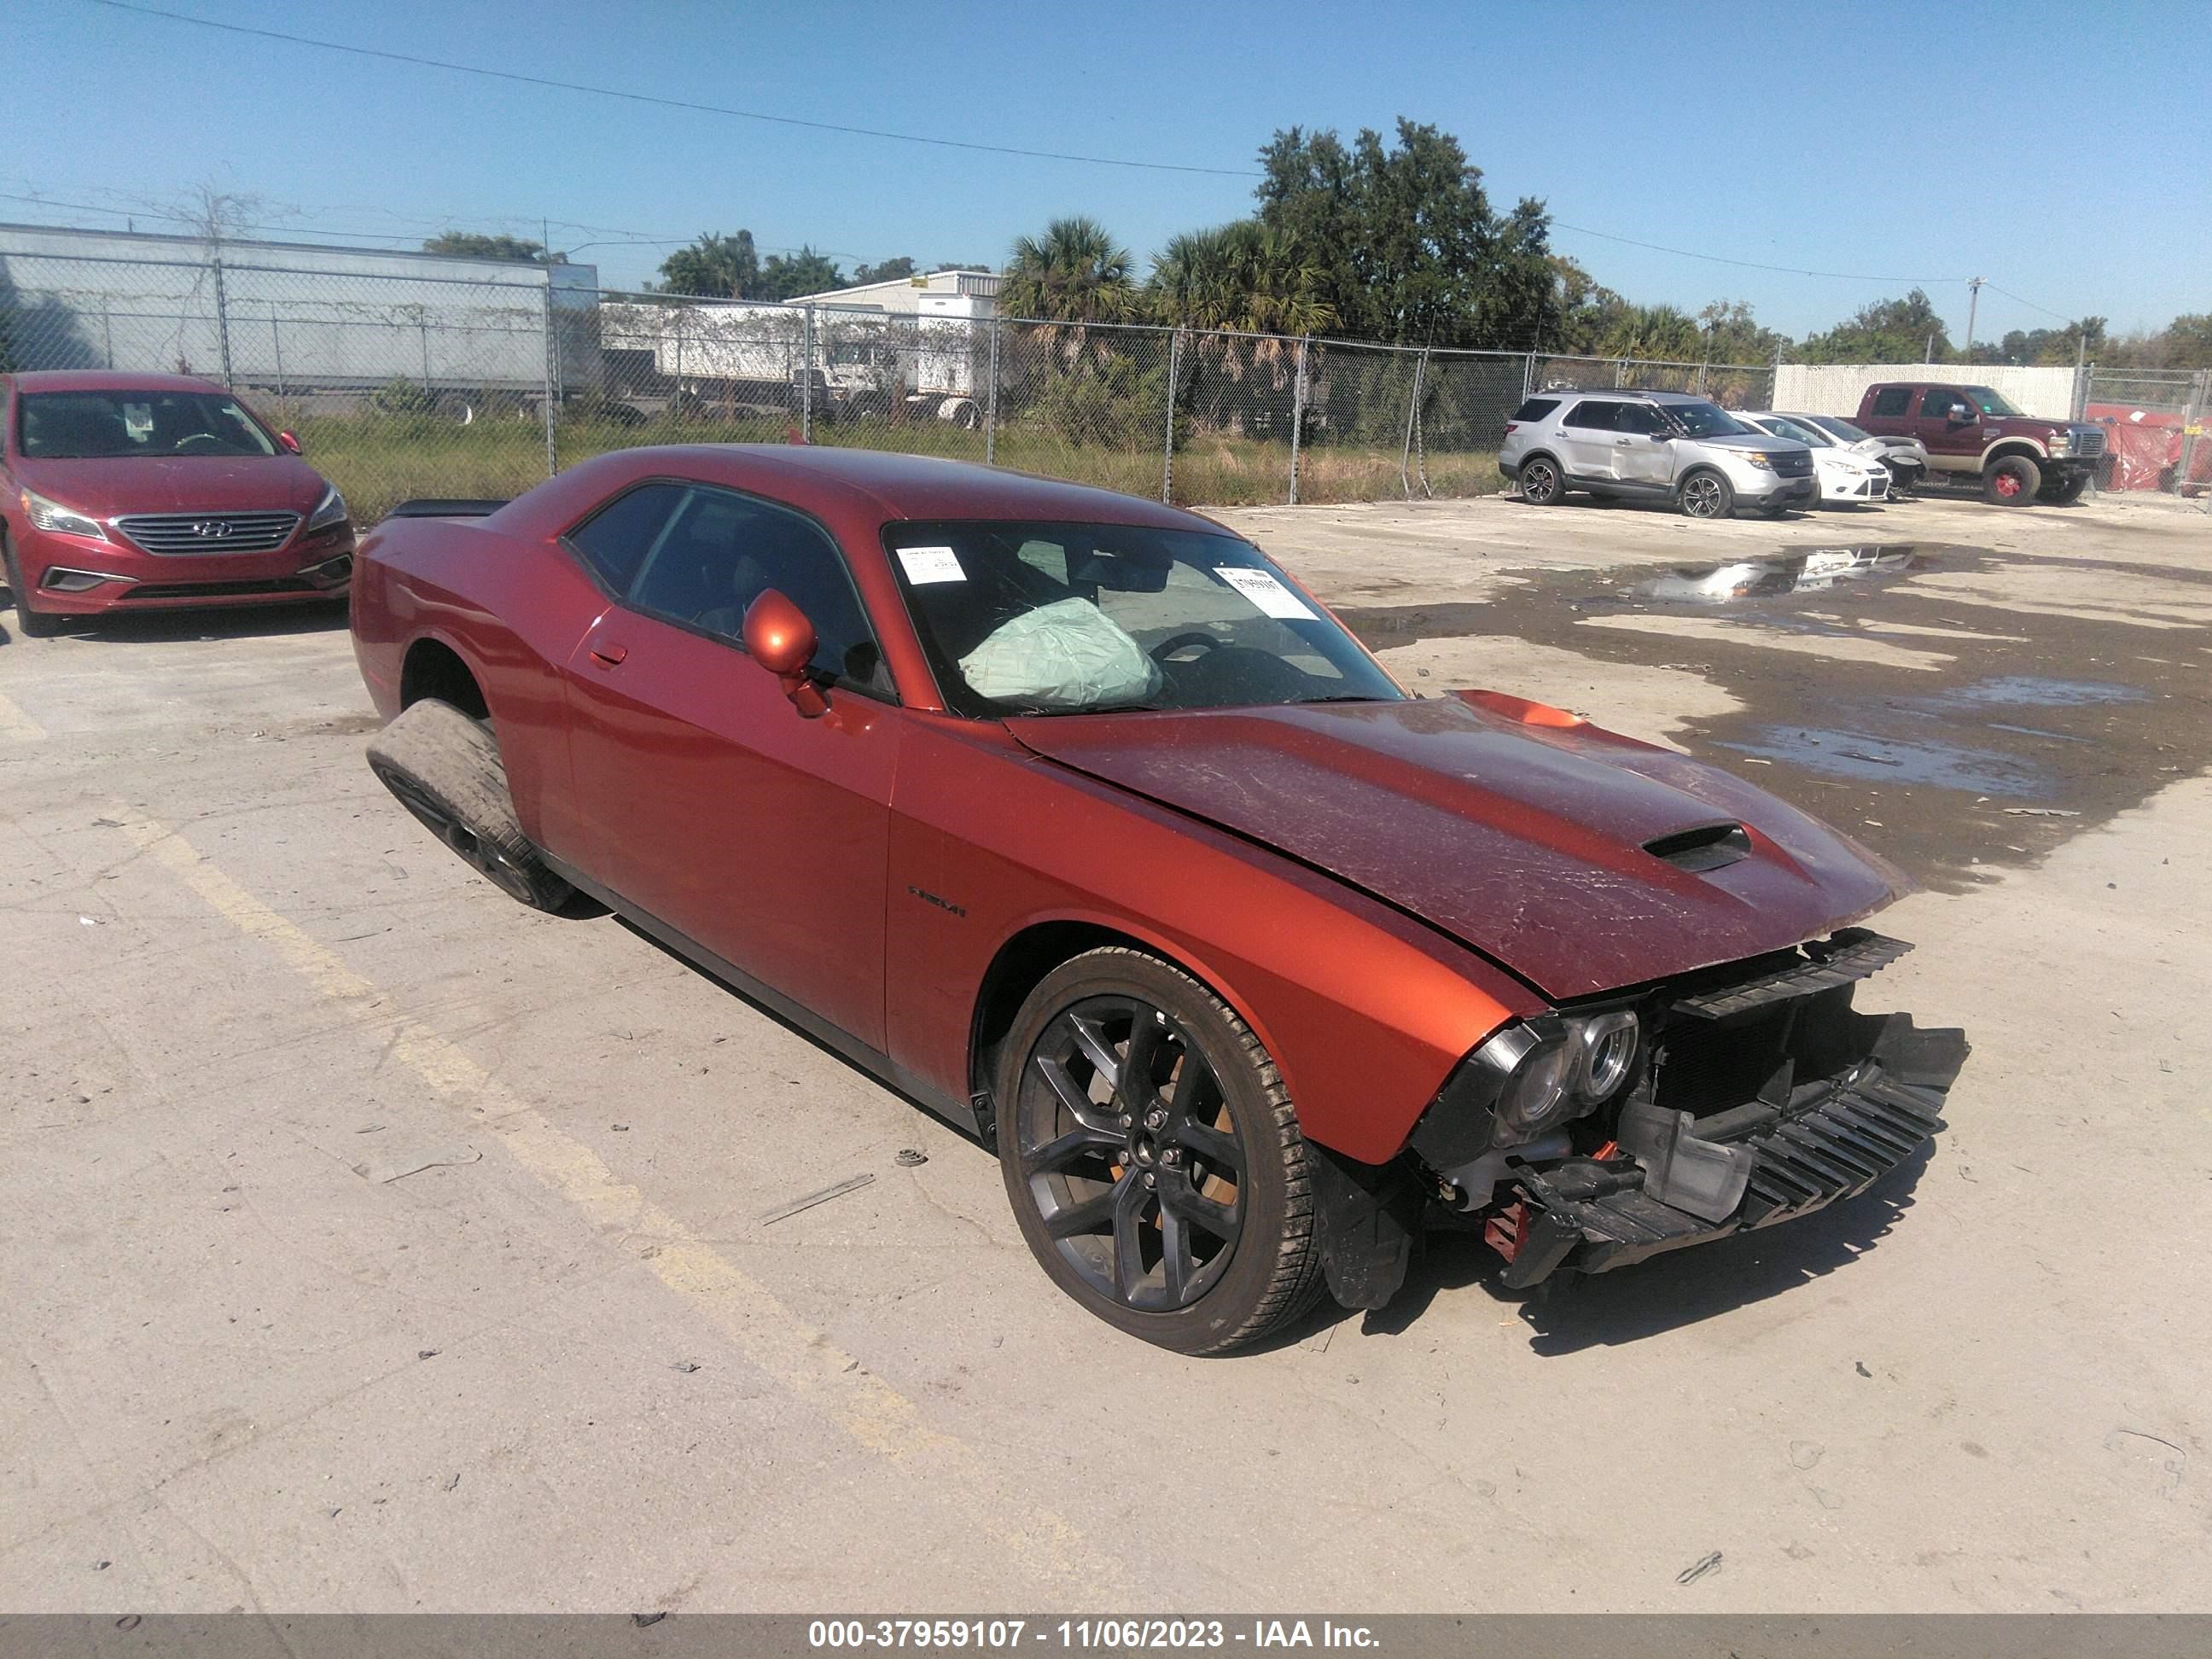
[
  {"left": 1009, "top": 696, "right": 1906, "bottom": 1001},
  {"left": 11, "top": 454, "right": 329, "bottom": 518}
]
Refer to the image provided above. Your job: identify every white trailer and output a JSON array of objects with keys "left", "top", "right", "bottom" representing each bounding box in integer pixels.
[{"left": 0, "top": 222, "right": 600, "bottom": 407}]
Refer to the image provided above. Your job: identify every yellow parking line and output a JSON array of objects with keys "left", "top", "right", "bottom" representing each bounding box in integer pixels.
[
  {"left": 0, "top": 689, "right": 46, "bottom": 742},
  {"left": 116, "top": 811, "right": 1126, "bottom": 1596}
]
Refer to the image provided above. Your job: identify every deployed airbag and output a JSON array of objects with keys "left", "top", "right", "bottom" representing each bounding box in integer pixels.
[{"left": 958, "top": 598, "right": 1163, "bottom": 710}]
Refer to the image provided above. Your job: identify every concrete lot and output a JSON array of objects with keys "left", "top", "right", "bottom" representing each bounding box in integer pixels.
[{"left": 3, "top": 487, "right": 2208, "bottom": 1613}]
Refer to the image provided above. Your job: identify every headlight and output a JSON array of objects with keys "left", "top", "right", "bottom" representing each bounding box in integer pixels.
[
  {"left": 20, "top": 487, "right": 108, "bottom": 540},
  {"left": 306, "top": 485, "right": 349, "bottom": 533},
  {"left": 1738, "top": 451, "right": 1776, "bottom": 472},
  {"left": 1456, "top": 1010, "right": 1643, "bottom": 1149},
  {"left": 2046, "top": 433, "right": 2071, "bottom": 455}
]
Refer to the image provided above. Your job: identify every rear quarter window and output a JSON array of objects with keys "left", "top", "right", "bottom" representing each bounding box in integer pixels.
[
  {"left": 1869, "top": 387, "right": 1914, "bottom": 417},
  {"left": 1511, "top": 398, "right": 1560, "bottom": 422}
]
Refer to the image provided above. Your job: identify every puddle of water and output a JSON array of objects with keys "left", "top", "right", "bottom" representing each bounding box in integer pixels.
[
  {"left": 1633, "top": 545, "right": 1934, "bottom": 604},
  {"left": 1939, "top": 675, "right": 2151, "bottom": 708},
  {"left": 1716, "top": 726, "right": 2048, "bottom": 797}
]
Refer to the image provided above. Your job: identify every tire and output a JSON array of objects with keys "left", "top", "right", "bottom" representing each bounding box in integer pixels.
[
  {"left": 995, "top": 946, "right": 1325, "bottom": 1354},
  {"left": 1677, "top": 468, "right": 1734, "bottom": 520},
  {"left": 366, "top": 697, "right": 573, "bottom": 911},
  {"left": 2042, "top": 471, "right": 2089, "bottom": 505},
  {"left": 1, "top": 533, "right": 63, "bottom": 638},
  {"left": 1516, "top": 455, "right": 1564, "bottom": 506},
  {"left": 1982, "top": 454, "right": 2041, "bottom": 505}
]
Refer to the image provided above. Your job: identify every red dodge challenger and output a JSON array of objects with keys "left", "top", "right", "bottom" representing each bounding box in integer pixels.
[
  {"left": 1, "top": 370, "right": 355, "bottom": 635},
  {"left": 351, "top": 445, "right": 1966, "bottom": 1352}
]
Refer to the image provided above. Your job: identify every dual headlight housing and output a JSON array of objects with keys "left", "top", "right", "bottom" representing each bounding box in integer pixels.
[
  {"left": 1458, "top": 1010, "right": 1642, "bottom": 1150},
  {"left": 20, "top": 486, "right": 108, "bottom": 541}
]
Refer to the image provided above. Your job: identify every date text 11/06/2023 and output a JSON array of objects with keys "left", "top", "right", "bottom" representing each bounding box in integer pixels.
[{"left": 807, "top": 1620, "right": 1381, "bottom": 1650}]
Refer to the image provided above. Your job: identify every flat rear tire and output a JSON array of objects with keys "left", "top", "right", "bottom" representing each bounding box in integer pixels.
[{"left": 367, "top": 697, "right": 573, "bottom": 911}]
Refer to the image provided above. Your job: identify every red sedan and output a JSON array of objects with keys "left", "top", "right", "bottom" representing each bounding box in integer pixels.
[
  {"left": 1, "top": 370, "right": 355, "bottom": 636},
  {"left": 351, "top": 445, "right": 1966, "bottom": 1351}
]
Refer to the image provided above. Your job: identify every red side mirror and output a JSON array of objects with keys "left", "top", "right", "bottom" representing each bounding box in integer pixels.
[
  {"left": 742, "top": 589, "right": 826, "bottom": 716},
  {"left": 276, "top": 429, "right": 302, "bottom": 454}
]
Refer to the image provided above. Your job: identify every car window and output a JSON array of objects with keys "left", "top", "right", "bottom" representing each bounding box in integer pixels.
[
  {"left": 885, "top": 520, "right": 1401, "bottom": 719},
  {"left": 1869, "top": 387, "right": 1913, "bottom": 417},
  {"left": 1810, "top": 416, "right": 1875, "bottom": 442},
  {"left": 1918, "top": 389, "right": 1966, "bottom": 419},
  {"left": 1510, "top": 397, "right": 1561, "bottom": 422},
  {"left": 1666, "top": 400, "right": 1754, "bottom": 439},
  {"left": 1761, "top": 415, "right": 1830, "bottom": 446},
  {"left": 1561, "top": 401, "right": 1621, "bottom": 431},
  {"left": 1964, "top": 386, "right": 2024, "bottom": 416},
  {"left": 628, "top": 485, "right": 887, "bottom": 692},
  {"left": 1613, "top": 404, "right": 1669, "bottom": 435},
  {"left": 565, "top": 481, "right": 687, "bottom": 594},
  {"left": 18, "top": 390, "right": 277, "bottom": 458}
]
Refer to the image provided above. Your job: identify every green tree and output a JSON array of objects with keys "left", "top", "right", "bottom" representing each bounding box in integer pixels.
[
  {"left": 1992, "top": 317, "right": 2106, "bottom": 366},
  {"left": 756, "top": 247, "right": 845, "bottom": 300},
  {"left": 851, "top": 257, "right": 917, "bottom": 285},
  {"left": 999, "top": 216, "right": 1139, "bottom": 325},
  {"left": 1697, "top": 300, "right": 1788, "bottom": 365},
  {"left": 1254, "top": 119, "right": 1556, "bottom": 350},
  {"left": 657, "top": 231, "right": 761, "bottom": 299},
  {"left": 1798, "top": 290, "right": 1953, "bottom": 364},
  {"left": 422, "top": 230, "right": 550, "bottom": 263}
]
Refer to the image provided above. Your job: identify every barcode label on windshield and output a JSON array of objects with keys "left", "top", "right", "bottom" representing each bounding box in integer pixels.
[{"left": 1217, "top": 567, "right": 1316, "bottom": 620}]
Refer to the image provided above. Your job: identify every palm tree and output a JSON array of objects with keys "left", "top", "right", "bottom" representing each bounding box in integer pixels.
[
  {"left": 1147, "top": 222, "right": 1336, "bottom": 431},
  {"left": 999, "top": 217, "right": 1141, "bottom": 374}
]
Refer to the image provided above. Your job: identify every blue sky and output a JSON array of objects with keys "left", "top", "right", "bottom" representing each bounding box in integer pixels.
[{"left": 6, "top": 0, "right": 2203, "bottom": 341}]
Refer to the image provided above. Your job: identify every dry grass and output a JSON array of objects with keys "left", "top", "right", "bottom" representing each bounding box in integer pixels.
[{"left": 293, "top": 410, "right": 1502, "bottom": 523}]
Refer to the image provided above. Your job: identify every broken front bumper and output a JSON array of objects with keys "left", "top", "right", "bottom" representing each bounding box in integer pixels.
[{"left": 1490, "top": 1011, "right": 1968, "bottom": 1289}]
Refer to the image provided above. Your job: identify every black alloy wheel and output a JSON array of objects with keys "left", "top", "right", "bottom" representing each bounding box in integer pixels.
[{"left": 997, "top": 948, "right": 1324, "bottom": 1353}]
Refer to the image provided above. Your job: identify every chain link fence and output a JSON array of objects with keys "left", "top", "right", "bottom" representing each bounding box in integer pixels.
[
  {"left": 2, "top": 246, "right": 1786, "bottom": 520},
  {"left": 2079, "top": 364, "right": 2210, "bottom": 498}
]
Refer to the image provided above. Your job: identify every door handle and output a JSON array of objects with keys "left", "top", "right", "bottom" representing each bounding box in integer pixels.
[{"left": 588, "top": 642, "right": 628, "bottom": 667}]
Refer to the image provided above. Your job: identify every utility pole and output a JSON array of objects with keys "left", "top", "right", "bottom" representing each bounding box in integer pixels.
[{"left": 1964, "top": 276, "right": 1985, "bottom": 358}]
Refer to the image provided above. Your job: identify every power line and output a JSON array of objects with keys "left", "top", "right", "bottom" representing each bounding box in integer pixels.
[
  {"left": 1550, "top": 220, "right": 1965, "bottom": 286},
  {"left": 1984, "top": 282, "right": 2076, "bottom": 323},
  {"left": 90, "top": 0, "right": 1265, "bottom": 179}
]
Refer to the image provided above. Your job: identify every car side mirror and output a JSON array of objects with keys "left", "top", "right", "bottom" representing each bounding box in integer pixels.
[
  {"left": 742, "top": 589, "right": 827, "bottom": 717},
  {"left": 276, "top": 429, "right": 303, "bottom": 454}
]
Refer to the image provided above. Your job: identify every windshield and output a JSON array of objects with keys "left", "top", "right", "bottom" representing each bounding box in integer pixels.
[
  {"left": 18, "top": 390, "right": 278, "bottom": 459},
  {"left": 1668, "top": 400, "right": 1754, "bottom": 439},
  {"left": 1965, "top": 386, "right": 2025, "bottom": 417},
  {"left": 1757, "top": 414, "right": 1832, "bottom": 447},
  {"left": 1808, "top": 416, "right": 1875, "bottom": 443},
  {"left": 885, "top": 521, "right": 1404, "bottom": 718}
]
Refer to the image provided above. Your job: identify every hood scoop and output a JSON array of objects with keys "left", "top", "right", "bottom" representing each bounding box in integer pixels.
[{"left": 1644, "top": 822, "right": 1752, "bottom": 873}]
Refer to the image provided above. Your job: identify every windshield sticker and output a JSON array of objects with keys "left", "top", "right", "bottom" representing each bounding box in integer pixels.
[
  {"left": 1216, "top": 567, "right": 1316, "bottom": 620},
  {"left": 897, "top": 544, "right": 967, "bottom": 585}
]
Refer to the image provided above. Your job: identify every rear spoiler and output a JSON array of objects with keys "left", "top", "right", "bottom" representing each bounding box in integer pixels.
[{"left": 381, "top": 498, "right": 510, "bottom": 521}]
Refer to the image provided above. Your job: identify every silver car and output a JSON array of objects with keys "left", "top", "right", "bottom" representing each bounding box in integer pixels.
[{"left": 1499, "top": 389, "right": 1818, "bottom": 519}]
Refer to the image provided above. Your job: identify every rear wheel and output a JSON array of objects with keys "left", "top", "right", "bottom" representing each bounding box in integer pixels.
[
  {"left": 1517, "top": 456, "right": 1563, "bottom": 506},
  {"left": 996, "top": 947, "right": 1324, "bottom": 1353},
  {"left": 1983, "top": 454, "right": 2041, "bottom": 504},
  {"left": 1678, "top": 469, "right": 1734, "bottom": 519},
  {"left": 366, "top": 696, "right": 573, "bottom": 911},
  {"left": 1, "top": 533, "right": 63, "bottom": 638}
]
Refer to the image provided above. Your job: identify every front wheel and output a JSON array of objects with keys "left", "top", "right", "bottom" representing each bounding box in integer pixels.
[
  {"left": 996, "top": 947, "right": 1324, "bottom": 1353},
  {"left": 2, "top": 533, "right": 63, "bottom": 638},
  {"left": 1983, "top": 454, "right": 2042, "bottom": 504},
  {"left": 2041, "top": 471, "right": 2090, "bottom": 505},
  {"left": 1678, "top": 469, "right": 1734, "bottom": 519},
  {"left": 1516, "top": 456, "right": 1563, "bottom": 506}
]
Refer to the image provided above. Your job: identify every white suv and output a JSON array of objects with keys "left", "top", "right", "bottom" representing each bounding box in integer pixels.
[{"left": 1499, "top": 390, "right": 1818, "bottom": 519}]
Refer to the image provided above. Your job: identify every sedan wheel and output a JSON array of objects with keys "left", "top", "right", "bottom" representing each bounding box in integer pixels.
[{"left": 997, "top": 947, "right": 1324, "bottom": 1353}]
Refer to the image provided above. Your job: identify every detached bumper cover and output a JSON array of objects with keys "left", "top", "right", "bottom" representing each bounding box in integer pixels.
[{"left": 1496, "top": 1012, "right": 1968, "bottom": 1289}]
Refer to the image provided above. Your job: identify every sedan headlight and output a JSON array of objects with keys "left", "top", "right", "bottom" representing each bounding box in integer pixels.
[
  {"left": 1738, "top": 451, "right": 1777, "bottom": 473},
  {"left": 1455, "top": 1010, "right": 1643, "bottom": 1149},
  {"left": 20, "top": 487, "right": 108, "bottom": 541},
  {"left": 306, "top": 485, "right": 350, "bottom": 533}
]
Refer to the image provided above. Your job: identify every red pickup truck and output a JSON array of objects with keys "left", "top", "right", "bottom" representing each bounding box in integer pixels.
[{"left": 1854, "top": 381, "right": 2104, "bottom": 506}]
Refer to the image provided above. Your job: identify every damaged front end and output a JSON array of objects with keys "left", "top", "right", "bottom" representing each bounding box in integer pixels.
[{"left": 1378, "top": 929, "right": 1969, "bottom": 1296}]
